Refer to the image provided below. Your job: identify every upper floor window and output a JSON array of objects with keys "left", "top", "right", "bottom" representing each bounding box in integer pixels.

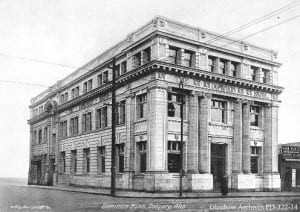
[
  {"left": 168, "top": 93, "right": 186, "bottom": 119},
  {"left": 96, "top": 106, "right": 108, "bottom": 129},
  {"left": 250, "top": 105, "right": 260, "bottom": 127},
  {"left": 231, "top": 62, "right": 238, "bottom": 77},
  {"left": 103, "top": 71, "right": 109, "bottom": 84},
  {"left": 61, "top": 151, "right": 66, "bottom": 173},
  {"left": 116, "top": 100, "right": 126, "bottom": 125},
  {"left": 44, "top": 127, "right": 48, "bottom": 143},
  {"left": 262, "top": 69, "right": 269, "bottom": 83},
  {"left": 208, "top": 56, "right": 216, "bottom": 72},
  {"left": 71, "top": 86, "right": 80, "bottom": 99},
  {"left": 38, "top": 129, "right": 42, "bottom": 144},
  {"left": 33, "top": 130, "right": 37, "bottom": 145},
  {"left": 121, "top": 61, "right": 127, "bottom": 75},
  {"left": 83, "top": 82, "right": 87, "bottom": 94},
  {"left": 169, "top": 46, "right": 180, "bottom": 65},
  {"left": 97, "top": 74, "right": 103, "bottom": 87},
  {"left": 115, "top": 64, "right": 120, "bottom": 78},
  {"left": 220, "top": 59, "right": 226, "bottom": 74},
  {"left": 143, "top": 47, "right": 151, "bottom": 63},
  {"left": 82, "top": 112, "right": 92, "bottom": 133},
  {"left": 87, "top": 79, "right": 93, "bottom": 91},
  {"left": 211, "top": 99, "right": 226, "bottom": 123},
  {"left": 250, "top": 66, "right": 258, "bottom": 81},
  {"left": 133, "top": 52, "right": 141, "bottom": 68},
  {"left": 59, "top": 120, "right": 67, "bottom": 139},
  {"left": 60, "top": 92, "right": 68, "bottom": 104},
  {"left": 70, "top": 117, "right": 79, "bottom": 136},
  {"left": 136, "top": 93, "right": 147, "bottom": 119},
  {"left": 182, "top": 50, "right": 195, "bottom": 67}
]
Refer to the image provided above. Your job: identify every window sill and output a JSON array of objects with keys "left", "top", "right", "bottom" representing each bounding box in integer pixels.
[
  {"left": 250, "top": 126, "right": 263, "bottom": 131},
  {"left": 134, "top": 118, "right": 147, "bottom": 124},
  {"left": 209, "top": 122, "right": 232, "bottom": 128},
  {"left": 168, "top": 117, "right": 188, "bottom": 122}
]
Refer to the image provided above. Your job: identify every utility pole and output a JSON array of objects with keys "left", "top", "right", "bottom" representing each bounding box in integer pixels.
[
  {"left": 110, "top": 57, "right": 116, "bottom": 196},
  {"left": 179, "top": 80, "right": 184, "bottom": 197}
]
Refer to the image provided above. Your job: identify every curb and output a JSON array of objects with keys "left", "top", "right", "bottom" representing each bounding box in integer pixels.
[{"left": 26, "top": 185, "right": 300, "bottom": 199}]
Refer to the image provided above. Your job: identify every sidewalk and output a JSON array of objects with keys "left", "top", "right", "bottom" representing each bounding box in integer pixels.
[{"left": 27, "top": 185, "right": 300, "bottom": 199}]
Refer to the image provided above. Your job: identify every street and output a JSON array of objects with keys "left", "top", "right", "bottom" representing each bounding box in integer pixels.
[{"left": 0, "top": 184, "right": 300, "bottom": 212}]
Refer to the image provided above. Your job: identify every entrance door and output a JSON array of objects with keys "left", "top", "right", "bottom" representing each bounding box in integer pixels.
[
  {"left": 48, "top": 159, "right": 55, "bottom": 186},
  {"left": 36, "top": 161, "right": 42, "bottom": 185},
  {"left": 211, "top": 144, "right": 226, "bottom": 191}
]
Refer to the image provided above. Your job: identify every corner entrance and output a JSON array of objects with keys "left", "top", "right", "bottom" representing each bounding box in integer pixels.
[{"left": 211, "top": 143, "right": 226, "bottom": 191}]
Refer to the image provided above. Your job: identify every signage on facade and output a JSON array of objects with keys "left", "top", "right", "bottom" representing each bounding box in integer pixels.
[{"left": 281, "top": 146, "right": 300, "bottom": 160}]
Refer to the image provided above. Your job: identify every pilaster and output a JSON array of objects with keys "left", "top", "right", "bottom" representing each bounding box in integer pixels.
[
  {"left": 242, "top": 102, "right": 250, "bottom": 174},
  {"left": 148, "top": 86, "right": 168, "bottom": 172},
  {"left": 187, "top": 92, "right": 199, "bottom": 174},
  {"left": 232, "top": 99, "right": 242, "bottom": 173},
  {"left": 125, "top": 94, "right": 135, "bottom": 172},
  {"left": 198, "top": 93, "right": 210, "bottom": 173}
]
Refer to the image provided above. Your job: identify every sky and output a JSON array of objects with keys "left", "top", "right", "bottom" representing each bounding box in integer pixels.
[{"left": 0, "top": 0, "right": 300, "bottom": 178}]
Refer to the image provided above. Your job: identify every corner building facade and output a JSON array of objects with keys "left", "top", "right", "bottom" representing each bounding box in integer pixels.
[{"left": 28, "top": 17, "right": 283, "bottom": 192}]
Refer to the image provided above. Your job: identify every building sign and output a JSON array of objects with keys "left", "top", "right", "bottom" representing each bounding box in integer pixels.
[
  {"left": 192, "top": 79, "right": 277, "bottom": 100},
  {"left": 281, "top": 146, "right": 300, "bottom": 160}
]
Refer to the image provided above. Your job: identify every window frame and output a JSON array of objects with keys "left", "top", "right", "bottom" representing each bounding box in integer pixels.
[
  {"left": 211, "top": 99, "right": 227, "bottom": 124},
  {"left": 136, "top": 93, "right": 147, "bottom": 120}
]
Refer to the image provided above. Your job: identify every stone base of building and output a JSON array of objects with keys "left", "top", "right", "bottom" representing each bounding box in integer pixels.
[
  {"left": 187, "top": 173, "right": 213, "bottom": 191},
  {"left": 231, "top": 173, "right": 264, "bottom": 191},
  {"left": 263, "top": 173, "right": 281, "bottom": 191}
]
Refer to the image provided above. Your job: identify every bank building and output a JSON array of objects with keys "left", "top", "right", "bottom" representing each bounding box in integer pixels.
[{"left": 28, "top": 16, "right": 283, "bottom": 192}]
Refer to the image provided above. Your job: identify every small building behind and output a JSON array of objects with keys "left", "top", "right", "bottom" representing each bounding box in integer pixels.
[{"left": 279, "top": 142, "right": 300, "bottom": 191}]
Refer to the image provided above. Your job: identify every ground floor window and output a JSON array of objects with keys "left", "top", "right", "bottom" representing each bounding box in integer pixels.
[
  {"left": 116, "top": 144, "right": 125, "bottom": 173},
  {"left": 71, "top": 150, "right": 77, "bottom": 174},
  {"left": 97, "top": 146, "right": 105, "bottom": 174},
  {"left": 137, "top": 141, "right": 147, "bottom": 173},
  {"left": 60, "top": 151, "right": 66, "bottom": 173},
  {"left": 251, "top": 146, "right": 261, "bottom": 174},
  {"left": 83, "top": 148, "right": 90, "bottom": 174},
  {"left": 167, "top": 141, "right": 181, "bottom": 173}
]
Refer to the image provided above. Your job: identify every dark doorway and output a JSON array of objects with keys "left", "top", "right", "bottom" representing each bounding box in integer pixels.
[
  {"left": 211, "top": 144, "right": 226, "bottom": 191},
  {"left": 48, "top": 159, "right": 55, "bottom": 186},
  {"left": 36, "top": 160, "right": 42, "bottom": 185}
]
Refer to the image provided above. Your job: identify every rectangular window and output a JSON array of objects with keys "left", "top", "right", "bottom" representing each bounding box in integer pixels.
[
  {"left": 220, "top": 59, "right": 226, "bottom": 74},
  {"left": 208, "top": 56, "right": 216, "bottom": 72},
  {"left": 169, "top": 46, "right": 180, "bottom": 64},
  {"left": 231, "top": 62, "right": 238, "bottom": 77},
  {"left": 138, "top": 141, "right": 147, "bottom": 173},
  {"left": 182, "top": 50, "right": 194, "bottom": 67},
  {"left": 33, "top": 130, "right": 37, "bottom": 145},
  {"left": 44, "top": 127, "right": 48, "bottom": 143},
  {"left": 102, "top": 106, "right": 108, "bottom": 128},
  {"left": 71, "top": 150, "right": 77, "bottom": 174},
  {"left": 75, "top": 86, "right": 79, "bottom": 97},
  {"left": 133, "top": 52, "right": 141, "bottom": 67},
  {"left": 168, "top": 93, "right": 186, "bottom": 119},
  {"left": 167, "top": 141, "right": 180, "bottom": 173},
  {"left": 136, "top": 93, "right": 147, "bottom": 119},
  {"left": 64, "top": 92, "right": 68, "bottom": 101},
  {"left": 70, "top": 117, "right": 79, "bottom": 136},
  {"left": 38, "top": 129, "right": 42, "bottom": 144},
  {"left": 96, "top": 108, "right": 101, "bottom": 129},
  {"left": 262, "top": 69, "right": 269, "bottom": 83},
  {"left": 251, "top": 147, "right": 260, "bottom": 174},
  {"left": 103, "top": 71, "right": 108, "bottom": 84},
  {"left": 97, "top": 146, "right": 105, "bottom": 174},
  {"left": 87, "top": 79, "right": 93, "bottom": 91},
  {"left": 71, "top": 88, "right": 75, "bottom": 99},
  {"left": 250, "top": 105, "right": 260, "bottom": 127},
  {"left": 117, "top": 100, "right": 126, "bottom": 125},
  {"left": 82, "top": 112, "right": 92, "bottom": 133},
  {"left": 83, "top": 82, "right": 87, "bottom": 93},
  {"left": 115, "top": 64, "right": 120, "bottom": 78},
  {"left": 83, "top": 148, "right": 90, "bottom": 174},
  {"left": 121, "top": 61, "right": 127, "bottom": 74},
  {"left": 211, "top": 100, "right": 226, "bottom": 123},
  {"left": 250, "top": 66, "right": 258, "bottom": 81},
  {"left": 116, "top": 144, "right": 125, "bottom": 173},
  {"left": 143, "top": 47, "right": 151, "bottom": 63},
  {"left": 61, "top": 151, "right": 66, "bottom": 173},
  {"left": 97, "top": 74, "right": 102, "bottom": 87}
]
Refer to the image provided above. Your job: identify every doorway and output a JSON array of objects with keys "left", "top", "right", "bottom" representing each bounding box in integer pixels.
[
  {"left": 211, "top": 144, "right": 226, "bottom": 191},
  {"left": 36, "top": 160, "right": 42, "bottom": 185}
]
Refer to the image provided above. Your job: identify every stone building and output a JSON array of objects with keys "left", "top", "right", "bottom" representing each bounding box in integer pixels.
[{"left": 28, "top": 16, "right": 283, "bottom": 192}]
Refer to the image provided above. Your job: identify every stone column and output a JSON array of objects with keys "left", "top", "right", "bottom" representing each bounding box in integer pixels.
[
  {"left": 214, "top": 58, "right": 220, "bottom": 74},
  {"left": 225, "top": 61, "right": 231, "bottom": 75},
  {"left": 187, "top": 92, "right": 199, "bottom": 174},
  {"left": 148, "top": 86, "right": 167, "bottom": 172},
  {"left": 263, "top": 103, "right": 281, "bottom": 190},
  {"left": 125, "top": 94, "right": 135, "bottom": 173},
  {"left": 28, "top": 126, "right": 33, "bottom": 184},
  {"left": 232, "top": 100, "right": 243, "bottom": 173},
  {"left": 242, "top": 102, "right": 251, "bottom": 174},
  {"left": 198, "top": 94, "right": 210, "bottom": 173},
  {"left": 256, "top": 67, "right": 262, "bottom": 83}
]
